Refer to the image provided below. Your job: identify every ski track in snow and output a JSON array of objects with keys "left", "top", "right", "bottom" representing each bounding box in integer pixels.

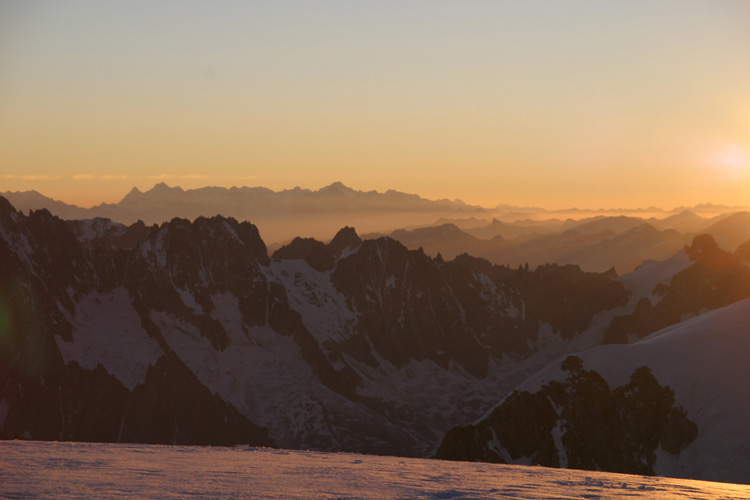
[{"left": 2, "top": 441, "right": 748, "bottom": 500}]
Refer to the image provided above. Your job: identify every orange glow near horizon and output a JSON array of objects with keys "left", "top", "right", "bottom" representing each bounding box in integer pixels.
[{"left": 1, "top": 2, "right": 749, "bottom": 211}]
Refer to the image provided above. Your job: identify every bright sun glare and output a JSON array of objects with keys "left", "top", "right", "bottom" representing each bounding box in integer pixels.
[{"left": 713, "top": 144, "right": 750, "bottom": 179}]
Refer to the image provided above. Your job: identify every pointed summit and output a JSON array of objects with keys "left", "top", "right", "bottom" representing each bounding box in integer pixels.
[
  {"left": 319, "top": 181, "right": 355, "bottom": 196},
  {"left": 147, "top": 182, "right": 184, "bottom": 194},
  {"left": 328, "top": 226, "right": 361, "bottom": 258},
  {"left": 0, "top": 195, "right": 18, "bottom": 217},
  {"left": 687, "top": 233, "right": 721, "bottom": 260},
  {"left": 120, "top": 186, "right": 144, "bottom": 203}
]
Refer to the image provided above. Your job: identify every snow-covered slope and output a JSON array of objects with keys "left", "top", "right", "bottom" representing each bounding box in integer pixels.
[
  {"left": 437, "top": 298, "right": 750, "bottom": 484},
  {"left": 55, "top": 287, "right": 162, "bottom": 390}
]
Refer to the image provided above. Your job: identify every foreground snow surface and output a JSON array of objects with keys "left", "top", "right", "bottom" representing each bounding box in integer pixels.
[{"left": 2, "top": 441, "right": 749, "bottom": 500}]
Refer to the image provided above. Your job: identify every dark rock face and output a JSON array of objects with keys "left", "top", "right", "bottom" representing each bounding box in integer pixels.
[
  {"left": 120, "top": 352, "right": 274, "bottom": 446},
  {"left": 272, "top": 226, "right": 362, "bottom": 272},
  {"left": 604, "top": 234, "right": 750, "bottom": 344},
  {"left": 330, "top": 241, "right": 628, "bottom": 379},
  {"left": 435, "top": 356, "right": 697, "bottom": 476},
  {"left": 273, "top": 237, "right": 336, "bottom": 272},
  {"left": 332, "top": 239, "right": 494, "bottom": 377},
  {"left": 1, "top": 353, "right": 273, "bottom": 447},
  {"left": 327, "top": 226, "right": 362, "bottom": 258},
  {"left": 0, "top": 196, "right": 628, "bottom": 455},
  {"left": 451, "top": 255, "right": 629, "bottom": 341},
  {"left": 0, "top": 202, "right": 272, "bottom": 447},
  {"left": 272, "top": 226, "right": 363, "bottom": 271}
]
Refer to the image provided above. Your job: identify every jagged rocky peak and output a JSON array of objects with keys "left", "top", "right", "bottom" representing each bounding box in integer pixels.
[
  {"left": 120, "top": 183, "right": 185, "bottom": 204},
  {"left": 272, "top": 236, "right": 335, "bottom": 272},
  {"left": 148, "top": 182, "right": 184, "bottom": 194},
  {"left": 120, "top": 186, "right": 144, "bottom": 202},
  {"left": 318, "top": 181, "right": 355, "bottom": 196},
  {"left": 328, "top": 226, "right": 361, "bottom": 258},
  {"left": 0, "top": 197, "right": 24, "bottom": 236},
  {"left": 686, "top": 233, "right": 721, "bottom": 260},
  {"left": 24, "top": 207, "right": 88, "bottom": 267},
  {"left": 0, "top": 195, "right": 18, "bottom": 217},
  {"left": 67, "top": 217, "right": 156, "bottom": 251},
  {"left": 331, "top": 236, "right": 500, "bottom": 378},
  {"left": 602, "top": 266, "right": 618, "bottom": 279},
  {"left": 154, "top": 214, "right": 269, "bottom": 265},
  {"left": 272, "top": 226, "right": 363, "bottom": 271}
]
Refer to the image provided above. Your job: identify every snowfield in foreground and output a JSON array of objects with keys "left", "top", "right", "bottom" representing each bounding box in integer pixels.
[{"left": 2, "top": 441, "right": 749, "bottom": 500}]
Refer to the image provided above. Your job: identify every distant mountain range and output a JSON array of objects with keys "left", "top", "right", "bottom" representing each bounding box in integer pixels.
[
  {"left": 1, "top": 182, "right": 485, "bottom": 244},
  {"left": 2, "top": 181, "right": 482, "bottom": 217},
  {"left": 374, "top": 211, "right": 750, "bottom": 274},
  {"left": 2, "top": 183, "right": 747, "bottom": 245},
  {"left": 495, "top": 202, "right": 750, "bottom": 217}
]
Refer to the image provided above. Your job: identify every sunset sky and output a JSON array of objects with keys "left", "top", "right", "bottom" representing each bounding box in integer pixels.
[{"left": 1, "top": 1, "right": 749, "bottom": 209}]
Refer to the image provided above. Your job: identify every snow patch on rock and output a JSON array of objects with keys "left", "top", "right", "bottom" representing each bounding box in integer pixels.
[
  {"left": 55, "top": 288, "right": 163, "bottom": 390},
  {"left": 150, "top": 308, "right": 349, "bottom": 449},
  {"left": 265, "top": 259, "right": 358, "bottom": 344}
]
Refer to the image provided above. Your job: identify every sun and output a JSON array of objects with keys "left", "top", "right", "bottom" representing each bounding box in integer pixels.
[{"left": 712, "top": 144, "right": 750, "bottom": 179}]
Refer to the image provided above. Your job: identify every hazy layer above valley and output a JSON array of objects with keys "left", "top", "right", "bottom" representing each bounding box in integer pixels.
[
  {"left": 3, "top": 182, "right": 749, "bottom": 275},
  {"left": 2, "top": 182, "right": 747, "bottom": 246}
]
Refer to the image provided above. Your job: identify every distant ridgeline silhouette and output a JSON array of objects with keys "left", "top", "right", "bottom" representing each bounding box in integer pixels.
[{"left": 0, "top": 182, "right": 485, "bottom": 223}]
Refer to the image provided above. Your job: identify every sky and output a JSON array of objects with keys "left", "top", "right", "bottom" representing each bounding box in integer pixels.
[{"left": 1, "top": 1, "right": 749, "bottom": 209}]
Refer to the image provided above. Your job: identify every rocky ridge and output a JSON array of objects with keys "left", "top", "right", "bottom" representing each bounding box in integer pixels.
[{"left": 0, "top": 197, "right": 626, "bottom": 454}]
